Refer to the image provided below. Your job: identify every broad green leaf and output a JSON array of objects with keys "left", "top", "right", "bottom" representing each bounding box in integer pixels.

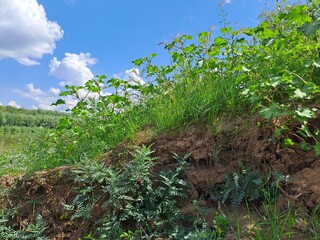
[
  {"left": 274, "top": 128, "right": 283, "bottom": 139},
  {"left": 295, "top": 108, "right": 315, "bottom": 118},
  {"left": 268, "top": 77, "right": 281, "bottom": 87},
  {"left": 183, "top": 44, "right": 196, "bottom": 54},
  {"left": 298, "top": 18, "right": 320, "bottom": 37},
  {"left": 52, "top": 99, "right": 65, "bottom": 106},
  {"left": 241, "top": 88, "right": 250, "bottom": 96},
  {"left": 198, "top": 31, "right": 210, "bottom": 43},
  {"left": 132, "top": 58, "right": 143, "bottom": 66},
  {"left": 59, "top": 91, "right": 70, "bottom": 97},
  {"left": 220, "top": 27, "right": 232, "bottom": 34},
  {"left": 313, "top": 61, "right": 320, "bottom": 68},
  {"left": 214, "top": 37, "right": 228, "bottom": 47},
  {"left": 293, "top": 88, "right": 307, "bottom": 99},
  {"left": 197, "top": 60, "right": 204, "bottom": 67},
  {"left": 259, "top": 103, "right": 280, "bottom": 119},
  {"left": 242, "top": 66, "right": 251, "bottom": 72},
  {"left": 185, "top": 34, "right": 193, "bottom": 40}
]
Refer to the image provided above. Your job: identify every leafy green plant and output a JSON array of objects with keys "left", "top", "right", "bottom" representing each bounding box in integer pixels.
[
  {"left": 241, "top": 0, "right": 320, "bottom": 154},
  {"left": 0, "top": 210, "right": 48, "bottom": 240},
  {"left": 212, "top": 212, "right": 231, "bottom": 239},
  {"left": 119, "top": 229, "right": 142, "bottom": 240},
  {"left": 210, "top": 166, "right": 263, "bottom": 209},
  {"left": 65, "top": 146, "right": 190, "bottom": 239}
]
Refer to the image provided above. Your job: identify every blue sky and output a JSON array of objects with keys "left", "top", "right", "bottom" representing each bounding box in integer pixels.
[{"left": 0, "top": 0, "right": 274, "bottom": 110}]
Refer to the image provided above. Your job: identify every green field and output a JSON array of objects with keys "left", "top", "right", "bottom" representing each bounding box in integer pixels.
[{"left": 0, "top": 133, "right": 16, "bottom": 153}]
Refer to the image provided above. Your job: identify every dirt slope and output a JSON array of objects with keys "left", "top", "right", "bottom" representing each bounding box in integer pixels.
[{"left": 1, "top": 115, "right": 320, "bottom": 239}]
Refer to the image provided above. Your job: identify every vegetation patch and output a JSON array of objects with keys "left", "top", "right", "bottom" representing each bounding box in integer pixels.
[{"left": 1, "top": 0, "right": 320, "bottom": 239}]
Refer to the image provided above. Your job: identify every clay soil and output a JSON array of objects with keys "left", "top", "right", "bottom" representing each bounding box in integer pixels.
[{"left": 1, "top": 115, "right": 320, "bottom": 239}]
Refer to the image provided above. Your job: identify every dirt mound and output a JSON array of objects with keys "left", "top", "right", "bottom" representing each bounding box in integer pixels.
[
  {"left": 4, "top": 167, "right": 88, "bottom": 239},
  {"left": 147, "top": 117, "right": 320, "bottom": 210},
  {"left": 1, "top": 115, "right": 320, "bottom": 239}
]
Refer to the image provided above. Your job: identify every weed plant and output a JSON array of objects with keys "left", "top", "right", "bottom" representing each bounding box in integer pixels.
[{"left": 64, "top": 146, "right": 213, "bottom": 239}]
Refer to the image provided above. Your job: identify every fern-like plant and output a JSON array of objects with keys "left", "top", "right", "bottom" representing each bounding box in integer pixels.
[
  {"left": 210, "top": 166, "right": 262, "bottom": 209},
  {"left": 66, "top": 146, "right": 189, "bottom": 239}
]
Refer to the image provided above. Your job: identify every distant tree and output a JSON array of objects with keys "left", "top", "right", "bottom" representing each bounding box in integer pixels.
[{"left": 0, "top": 111, "right": 6, "bottom": 126}]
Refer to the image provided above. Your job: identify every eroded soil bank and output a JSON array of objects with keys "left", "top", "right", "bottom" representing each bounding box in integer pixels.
[{"left": 1, "top": 115, "right": 319, "bottom": 239}]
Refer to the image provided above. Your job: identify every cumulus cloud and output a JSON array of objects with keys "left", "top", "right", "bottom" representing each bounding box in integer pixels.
[
  {"left": 0, "top": 101, "right": 2, "bottom": 106},
  {"left": 26, "top": 83, "right": 46, "bottom": 96},
  {"left": 125, "top": 68, "right": 145, "bottom": 85},
  {"left": 17, "top": 52, "right": 98, "bottom": 110},
  {"left": 0, "top": 0, "right": 64, "bottom": 65},
  {"left": 16, "top": 83, "right": 60, "bottom": 110},
  {"left": 49, "top": 52, "right": 97, "bottom": 86},
  {"left": 8, "top": 101, "right": 20, "bottom": 108},
  {"left": 49, "top": 87, "right": 61, "bottom": 95}
]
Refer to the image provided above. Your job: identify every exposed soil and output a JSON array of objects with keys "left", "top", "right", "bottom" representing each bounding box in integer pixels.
[{"left": 1, "top": 115, "right": 320, "bottom": 239}]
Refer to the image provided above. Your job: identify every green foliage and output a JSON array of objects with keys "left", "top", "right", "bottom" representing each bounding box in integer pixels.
[
  {"left": 0, "top": 105, "right": 68, "bottom": 129},
  {"left": 119, "top": 229, "right": 142, "bottom": 240},
  {"left": 210, "top": 166, "right": 263, "bottom": 209},
  {"left": 241, "top": 0, "right": 320, "bottom": 153},
  {"left": 0, "top": 209, "right": 48, "bottom": 240},
  {"left": 212, "top": 212, "right": 231, "bottom": 239},
  {"left": 65, "top": 146, "right": 192, "bottom": 239}
]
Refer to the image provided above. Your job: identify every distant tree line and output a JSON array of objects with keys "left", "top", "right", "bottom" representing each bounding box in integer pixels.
[{"left": 0, "top": 106, "right": 69, "bottom": 129}]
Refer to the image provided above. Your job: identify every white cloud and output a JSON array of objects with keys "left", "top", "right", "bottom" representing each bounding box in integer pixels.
[
  {"left": 49, "top": 87, "right": 60, "bottom": 95},
  {"left": 0, "top": 101, "right": 2, "bottom": 106},
  {"left": 16, "top": 82, "right": 95, "bottom": 111},
  {"left": 16, "top": 83, "right": 60, "bottom": 110},
  {"left": 16, "top": 58, "right": 41, "bottom": 66},
  {"left": 49, "top": 52, "right": 97, "bottom": 86},
  {"left": 124, "top": 68, "right": 145, "bottom": 85},
  {"left": 26, "top": 83, "right": 46, "bottom": 96},
  {"left": 8, "top": 101, "right": 20, "bottom": 108},
  {"left": 17, "top": 51, "right": 98, "bottom": 110},
  {"left": 0, "top": 0, "right": 64, "bottom": 65}
]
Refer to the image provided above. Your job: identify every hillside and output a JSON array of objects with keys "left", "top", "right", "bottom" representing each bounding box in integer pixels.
[{"left": 0, "top": 1, "right": 320, "bottom": 239}]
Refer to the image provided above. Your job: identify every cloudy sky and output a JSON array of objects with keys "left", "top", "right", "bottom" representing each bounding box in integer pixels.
[{"left": 0, "top": 0, "right": 274, "bottom": 110}]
